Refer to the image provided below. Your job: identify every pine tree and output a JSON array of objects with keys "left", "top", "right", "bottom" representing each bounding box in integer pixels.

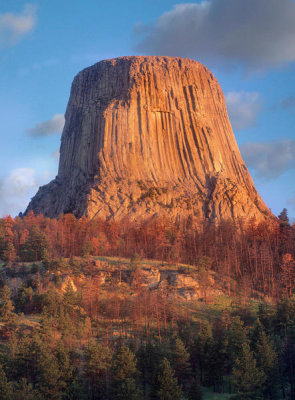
[
  {"left": 112, "top": 345, "right": 138, "bottom": 381},
  {"left": 171, "top": 337, "right": 191, "bottom": 384},
  {"left": 20, "top": 226, "right": 49, "bottom": 262},
  {"left": 256, "top": 331, "right": 277, "bottom": 374},
  {"left": 157, "top": 358, "right": 182, "bottom": 400},
  {"left": 84, "top": 342, "right": 113, "bottom": 398},
  {"left": 56, "top": 341, "right": 75, "bottom": 385},
  {"left": 256, "top": 330, "right": 279, "bottom": 399},
  {"left": 0, "top": 364, "right": 12, "bottom": 400},
  {"left": 1, "top": 241, "right": 16, "bottom": 265},
  {"left": 63, "top": 281, "right": 79, "bottom": 310},
  {"left": 35, "top": 345, "right": 65, "bottom": 399},
  {"left": 192, "top": 321, "right": 212, "bottom": 384},
  {"left": 278, "top": 208, "right": 290, "bottom": 226},
  {"left": 232, "top": 342, "right": 265, "bottom": 396},
  {"left": 85, "top": 342, "right": 113, "bottom": 380},
  {"left": 111, "top": 346, "right": 143, "bottom": 400},
  {"left": 0, "top": 286, "right": 14, "bottom": 322},
  {"left": 137, "top": 341, "right": 170, "bottom": 399},
  {"left": 12, "top": 334, "right": 66, "bottom": 399},
  {"left": 227, "top": 316, "right": 249, "bottom": 368},
  {"left": 206, "top": 328, "right": 229, "bottom": 392}
]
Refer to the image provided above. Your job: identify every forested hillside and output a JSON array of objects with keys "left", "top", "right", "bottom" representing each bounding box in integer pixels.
[
  {"left": 1, "top": 211, "right": 294, "bottom": 298},
  {"left": 0, "top": 212, "right": 294, "bottom": 399}
]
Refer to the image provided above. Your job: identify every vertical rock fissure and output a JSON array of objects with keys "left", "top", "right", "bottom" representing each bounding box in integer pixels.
[{"left": 26, "top": 56, "right": 273, "bottom": 222}]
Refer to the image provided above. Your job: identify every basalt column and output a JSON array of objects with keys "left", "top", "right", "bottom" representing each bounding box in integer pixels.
[{"left": 26, "top": 56, "right": 272, "bottom": 221}]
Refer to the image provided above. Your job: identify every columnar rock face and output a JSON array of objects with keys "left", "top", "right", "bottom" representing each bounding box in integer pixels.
[{"left": 26, "top": 56, "right": 272, "bottom": 221}]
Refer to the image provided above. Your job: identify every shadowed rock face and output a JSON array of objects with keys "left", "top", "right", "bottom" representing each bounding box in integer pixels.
[{"left": 26, "top": 56, "right": 272, "bottom": 221}]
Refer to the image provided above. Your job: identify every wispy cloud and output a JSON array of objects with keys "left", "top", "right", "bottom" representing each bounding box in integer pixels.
[
  {"left": 134, "top": 0, "right": 295, "bottom": 70},
  {"left": 225, "top": 91, "right": 262, "bottom": 131},
  {"left": 0, "top": 168, "right": 40, "bottom": 217},
  {"left": 0, "top": 4, "right": 37, "bottom": 48},
  {"left": 27, "top": 114, "right": 65, "bottom": 137},
  {"left": 241, "top": 139, "right": 295, "bottom": 179}
]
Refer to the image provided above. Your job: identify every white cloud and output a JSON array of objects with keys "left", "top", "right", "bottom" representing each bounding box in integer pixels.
[
  {"left": 225, "top": 91, "right": 262, "bottom": 131},
  {"left": 0, "top": 168, "right": 38, "bottom": 217},
  {"left": 27, "top": 114, "right": 65, "bottom": 137},
  {"left": 134, "top": 0, "right": 295, "bottom": 70},
  {"left": 240, "top": 140, "right": 295, "bottom": 179},
  {"left": 0, "top": 168, "right": 56, "bottom": 217},
  {"left": 0, "top": 4, "right": 37, "bottom": 47}
]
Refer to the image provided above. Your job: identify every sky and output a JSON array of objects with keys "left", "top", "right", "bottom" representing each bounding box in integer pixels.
[{"left": 0, "top": 0, "right": 295, "bottom": 221}]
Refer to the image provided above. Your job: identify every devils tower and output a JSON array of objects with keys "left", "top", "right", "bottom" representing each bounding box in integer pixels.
[{"left": 26, "top": 56, "right": 272, "bottom": 221}]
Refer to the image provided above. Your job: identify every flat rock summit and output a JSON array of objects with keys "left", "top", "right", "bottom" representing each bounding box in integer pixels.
[{"left": 26, "top": 56, "right": 272, "bottom": 221}]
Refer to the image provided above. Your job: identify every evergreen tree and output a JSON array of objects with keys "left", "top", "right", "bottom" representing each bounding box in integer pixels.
[
  {"left": 227, "top": 316, "right": 249, "bottom": 368},
  {"left": 191, "top": 321, "right": 212, "bottom": 384},
  {"left": 56, "top": 341, "right": 75, "bottom": 385},
  {"left": 206, "top": 328, "right": 229, "bottom": 392},
  {"left": 12, "top": 335, "right": 39, "bottom": 383},
  {"left": 256, "top": 331, "right": 277, "bottom": 374},
  {"left": 275, "top": 297, "right": 295, "bottom": 332},
  {"left": 1, "top": 241, "right": 16, "bottom": 265},
  {"left": 12, "top": 334, "right": 66, "bottom": 399},
  {"left": 112, "top": 378, "right": 143, "bottom": 400},
  {"left": 0, "top": 364, "right": 12, "bottom": 400},
  {"left": 232, "top": 343, "right": 265, "bottom": 397},
  {"left": 15, "top": 285, "right": 34, "bottom": 314},
  {"left": 35, "top": 345, "right": 66, "bottom": 400},
  {"left": 157, "top": 358, "right": 182, "bottom": 400},
  {"left": 63, "top": 281, "right": 80, "bottom": 310},
  {"left": 20, "top": 226, "right": 49, "bottom": 262},
  {"left": 84, "top": 342, "right": 112, "bottom": 399},
  {"left": 111, "top": 346, "right": 142, "bottom": 400},
  {"left": 112, "top": 345, "right": 138, "bottom": 381},
  {"left": 171, "top": 337, "right": 191, "bottom": 384},
  {"left": 278, "top": 208, "right": 290, "bottom": 227},
  {"left": 0, "top": 286, "right": 14, "bottom": 322},
  {"left": 137, "top": 341, "right": 170, "bottom": 399},
  {"left": 85, "top": 342, "right": 112, "bottom": 380},
  {"left": 256, "top": 331, "right": 279, "bottom": 399}
]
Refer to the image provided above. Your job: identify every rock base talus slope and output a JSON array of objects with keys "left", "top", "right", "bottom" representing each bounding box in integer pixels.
[{"left": 26, "top": 56, "right": 272, "bottom": 221}]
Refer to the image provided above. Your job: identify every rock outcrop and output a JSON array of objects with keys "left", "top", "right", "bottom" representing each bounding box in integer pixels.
[{"left": 26, "top": 56, "right": 272, "bottom": 221}]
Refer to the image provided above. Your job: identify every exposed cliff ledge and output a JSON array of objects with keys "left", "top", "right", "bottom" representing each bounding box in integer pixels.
[{"left": 26, "top": 56, "right": 272, "bottom": 221}]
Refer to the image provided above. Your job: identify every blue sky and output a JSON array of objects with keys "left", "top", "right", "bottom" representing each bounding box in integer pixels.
[{"left": 0, "top": 0, "right": 295, "bottom": 221}]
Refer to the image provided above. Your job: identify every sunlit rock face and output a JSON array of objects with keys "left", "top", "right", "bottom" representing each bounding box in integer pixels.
[{"left": 26, "top": 56, "right": 272, "bottom": 221}]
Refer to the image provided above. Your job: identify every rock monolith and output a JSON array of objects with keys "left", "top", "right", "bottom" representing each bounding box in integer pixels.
[{"left": 26, "top": 56, "right": 272, "bottom": 221}]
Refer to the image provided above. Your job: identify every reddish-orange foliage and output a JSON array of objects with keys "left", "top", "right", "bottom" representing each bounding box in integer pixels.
[{"left": 0, "top": 211, "right": 295, "bottom": 298}]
